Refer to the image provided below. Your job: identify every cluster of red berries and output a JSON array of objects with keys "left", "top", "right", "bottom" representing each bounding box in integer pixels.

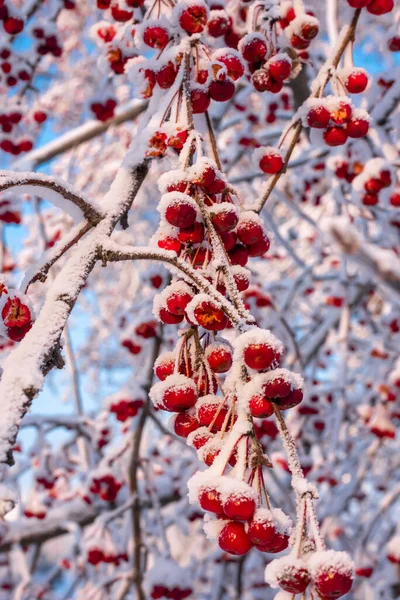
[
  {"left": 280, "top": 5, "right": 320, "bottom": 53},
  {"left": 265, "top": 550, "right": 354, "bottom": 598},
  {"left": 109, "top": 397, "right": 144, "bottom": 422},
  {"left": 203, "top": 489, "right": 292, "bottom": 557},
  {"left": 96, "top": 0, "right": 145, "bottom": 22},
  {"left": 32, "top": 26, "right": 62, "bottom": 57},
  {"left": 88, "top": 473, "right": 122, "bottom": 502},
  {"left": 0, "top": 47, "right": 31, "bottom": 87},
  {"left": 24, "top": 507, "right": 47, "bottom": 519},
  {"left": 146, "top": 128, "right": 188, "bottom": 158},
  {"left": 352, "top": 159, "right": 395, "bottom": 207},
  {"left": 0, "top": 3, "right": 24, "bottom": 36},
  {"left": 304, "top": 97, "right": 369, "bottom": 146},
  {"left": 0, "top": 199, "right": 21, "bottom": 224},
  {"left": 347, "top": 0, "right": 394, "bottom": 14},
  {"left": 90, "top": 98, "right": 117, "bottom": 122},
  {"left": 150, "top": 585, "right": 193, "bottom": 600},
  {"left": 152, "top": 161, "right": 270, "bottom": 286},
  {"left": 334, "top": 158, "right": 364, "bottom": 184},
  {"left": 87, "top": 547, "right": 128, "bottom": 566},
  {"left": 0, "top": 284, "right": 33, "bottom": 342}
]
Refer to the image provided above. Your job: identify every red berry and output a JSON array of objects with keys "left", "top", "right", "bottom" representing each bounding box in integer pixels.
[
  {"left": 299, "top": 19, "right": 319, "bottom": 40},
  {"left": 111, "top": 6, "right": 133, "bottom": 21},
  {"left": 174, "top": 412, "right": 200, "bottom": 437},
  {"left": 165, "top": 199, "right": 196, "bottom": 229},
  {"left": 307, "top": 105, "right": 331, "bottom": 129},
  {"left": 362, "top": 193, "right": 379, "bottom": 206},
  {"left": 240, "top": 35, "right": 268, "bottom": 63},
  {"left": 4, "top": 17, "right": 24, "bottom": 35},
  {"left": 364, "top": 178, "right": 383, "bottom": 194},
  {"left": 243, "top": 343, "right": 280, "bottom": 370},
  {"left": 192, "top": 300, "right": 228, "bottom": 331},
  {"left": 277, "top": 562, "right": 311, "bottom": 594},
  {"left": 178, "top": 221, "right": 205, "bottom": 244},
  {"left": 367, "top": 0, "right": 393, "bottom": 14},
  {"left": 259, "top": 150, "right": 283, "bottom": 174},
  {"left": 88, "top": 548, "right": 104, "bottom": 566},
  {"left": 345, "top": 70, "right": 368, "bottom": 94},
  {"left": 275, "top": 388, "right": 303, "bottom": 409},
  {"left": 155, "top": 376, "right": 198, "bottom": 412},
  {"left": 330, "top": 101, "right": 352, "bottom": 125},
  {"left": 209, "top": 79, "right": 235, "bottom": 102},
  {"left": 312, "top": 552, "right": 354, "bottom": 599},
  {"left": 347, "top": 117, "right": 369, "bottom": 138},
  {"left": 248, "top": 513, "right": 279, "bottom": 546},
  {"left": 206, "top": 344, "right": 232, "bottom": 373},
  {"left": 228, "top": 243, "right": 248, "bottom": 266},
  {"left": 268, "top": 57, "right": 291, "bottom": 81},
  {"left": 199, "top": 487, "right": 223, "bottom": 513},
  {"left": 157, "top": 235, "right": 181, "bottom": 253},
  {"left": 223, "top": 494, "right": 256, "bottom": 521},
  {"left": 347, "top": 0, "right": 371, "bottom": 5},
  {"left": 389, "top": 36, "right": 400, "bottom": 52},
  {"left": 156, "top": 62, "right": 178, "bottom": 89},
  {"left": 33, "top": 111, "right": 47, "bottom": 124},
  {"left": 208, "top": 13, "right": 229, "bottom": 37},
  {"left": 291, "top": 34, "right": 310, "bottom": 50},
  {"left": 166, "top": 291, "right": 193, "bottom": 316},
  {"left": 158, "top": 307, "right": 184, "bottom": 324},
  {"left": 323, "top": 126, "right": 348, "bottom": 147},
  {"left": 179, "top": 4, "right": 208, "bottom": 34},
  {"left": 191, "top": 88, "right": 210, "bottom": 114},
  {"left": 247, "top": 235, "right": 270, "bottom": 257},
  {"left": 390, "top": 192, "right": 400, "bottom": 207},
  {"left": 154, "top": 355, "right": 175, "bottom": 380},
  {"left": 263, "top": 376, "right": 291, "bottom": 399},
  {"left": 143, "top": 26, "right": 169, "bottom": 49},
  {"left": 197, "top": 398, "right": 228, "bottom": 430},
  {"left": 218, "top": 521, "right": 252, "bottom": 555},
  {"left": 237, "top": 216, "right": 264, "bottom": 245},
  {"left": 210, "top": 205, "right": 238, "bottom": 233},
  {"left": 248, "top": 394, "right": 274, "bottom": 418},
  {"left": 215, "top": 53, "right": 244, "bottom": 81}
]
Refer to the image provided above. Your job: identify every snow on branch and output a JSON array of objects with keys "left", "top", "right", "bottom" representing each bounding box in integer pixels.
[
  {"left": 101, "top": 240, "right": 249, "bottom": 329},
  {"left": 0, "top": 171, "right": 102, "bottom": 224},
  {"left": 329, "top": 219, "right": 400, "bottom": 296},
  {"left": 13, "top": 100, "right": 147, "bottom": 169}
]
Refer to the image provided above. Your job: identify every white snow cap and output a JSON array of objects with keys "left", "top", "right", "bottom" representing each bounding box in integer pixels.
[
  {"left": 233, "top": 327, "right": 284, "bottom": 361},
  {"left": 265, "top": 556, "right": 309, "bottom": 589},
  {"left": 308, "top": 550, "right": 355, "bottom": 579},
  {"left": 149, "top": 374, "right": 197, "bottom": 409},
  {"left": 250, "top": 506, "right": 293, "bottom": 534},
  {"left": 187, "top": 470, "right": 257, "bottom": 505}
]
